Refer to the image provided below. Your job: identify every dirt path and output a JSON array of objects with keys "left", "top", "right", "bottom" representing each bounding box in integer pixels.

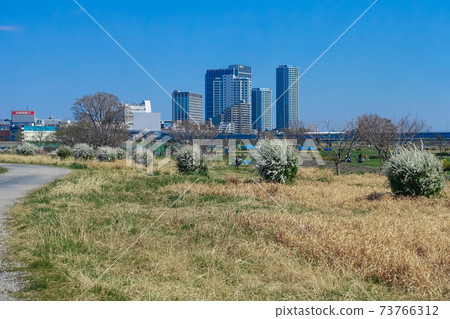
[{"left": 0, "top": 163, "right": 71, "bottom": 300}]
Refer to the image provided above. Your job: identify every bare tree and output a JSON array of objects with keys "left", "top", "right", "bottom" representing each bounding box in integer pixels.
[
  {"left": 55, "top": 121, "right": 91, "bottom": 147},
  {"left": 70, "top": 92, "right": 129, "bottom": 148},
  {"left": 170, "top": 121, "right": 219, "bottom": 144},
  {"left": 320, "top": 120, "right": 362, "bottom": 175},
  {"left": 436, "top": 134, "right": 448, "bottom": 159},
  {"left": 358, "top": 113, "right": 397, "bottom": 169},
  {"left": 396, "top": 115, "right": 428, "bottom": 146},
  {"left": 283, "top": 122, "right": 309, "bottom": 139},
  {"left": 32, "top": 130, "right": 53, "bottom": 147},
  {"left": 257, "top": 130, "right": 277, "bottom": 140}
]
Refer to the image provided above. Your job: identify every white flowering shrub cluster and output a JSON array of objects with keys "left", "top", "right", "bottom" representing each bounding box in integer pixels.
[
  {"left": 384, "top": 147, "right": 446, "bottom": 197},
  {"left": 96, "top": 146, "right": 118, "bottom": 162},
  {"left": 174, "top": 144, "right": 208, "bottom": 175},
  {"left": 47, "top": 150, "right": 58, "bottom": 158},
  {"left": 16, "top": 143, "right": 39, "bottom": 156},
  {"left": 0, "top": 148, "right": 16, "bottom": 155},
  {"left": 134, "top": 147, "right": 149, "bottom": 166},
  {"left": 72, "top": 143, "right": 95, "bottom": 160},
  {"left": 252, "top": 139, "right": 298, "bottom": 184}
]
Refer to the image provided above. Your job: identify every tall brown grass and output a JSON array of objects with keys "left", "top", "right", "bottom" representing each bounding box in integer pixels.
[{"left": 5, "top": 161, "right": 449, "bottom": 300}]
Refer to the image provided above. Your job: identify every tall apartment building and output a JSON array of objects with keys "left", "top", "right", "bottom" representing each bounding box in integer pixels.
[
  {"left": 205, "top": 64, "right": 251, "bottom": 122},
  {"left": 172, "top": 90, "right": 203, "bottom": 123},
  {"left": 251, "top": 88, "right": 272, "bottom": 132},
  {"left": 224, "top": 102, "right": 252, "bottom": 134},
  {"left": 212, "top": 74, "right": 251, "bottom": 125},
  {"left": 276, "top": 65, "right": 299, "bottom": 130}
]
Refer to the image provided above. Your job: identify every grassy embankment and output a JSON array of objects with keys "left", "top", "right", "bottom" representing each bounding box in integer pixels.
[
  {"left": 2, "top": 153, "right": 449, "bottom": 301},
  {"left": 0, "top": 154, "right": 130, "bottom": 170}
]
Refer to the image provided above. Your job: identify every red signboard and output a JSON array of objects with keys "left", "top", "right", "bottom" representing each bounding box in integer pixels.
[{"left": 12, "top": 111, "right": 35, "bottom": 115}]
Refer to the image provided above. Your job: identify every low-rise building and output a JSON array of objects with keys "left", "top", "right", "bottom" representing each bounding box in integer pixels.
[
  {"left": 22, "top": 126, "right": 57, "bottom": 144},
  {"left": 161, "top": 120, "right": 173, "bottom": 130},
  {"left": 0, "top": 129, "right": 10, "bottom": 141},
  {"left": 11, "top": 110, "right": 35, "bottom": 126},
  {"left": 0, "top": 119, "right": 11, "bottom": 128},
  {"left": 10, "top": 126, "right": 22, "bottom": 141},
  {"left": 124, "top": 100, "right": 161, "bottom": 132},
  {"left": 44, "top": 115, "right": 62, "bottom": 127}
]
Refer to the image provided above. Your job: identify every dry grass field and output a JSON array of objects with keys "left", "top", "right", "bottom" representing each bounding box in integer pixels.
[{"left": 2, "top": 154, "right": 449, "bottom": 300}]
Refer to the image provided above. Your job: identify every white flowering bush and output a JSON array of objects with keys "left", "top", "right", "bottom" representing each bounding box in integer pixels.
[
  {"left": 174, "top": 144, "right": 208, "bottom": 175},
  {"left": 96, "top": 146, "right": 117, "bottom": 162},
  {"left": 251, "top": 139, "right": 298, "bottom": 184},
  {"left": 384, "top": 147, "right": 446, "bottom": 197},
  {"left": 16, "top": 143, "right": 39, "bottom": 156},
  {"left": 72, "top": 143, "right": 95, "bottom": 160},
  {"left": 134, "top": 147, "right": 148, "bottom": 166},
  {"left": 0, "top": 148, "right": 16, "bottom": 155},
  {"left": 47, "top": 150, "right": 58, "bottom": 158}
]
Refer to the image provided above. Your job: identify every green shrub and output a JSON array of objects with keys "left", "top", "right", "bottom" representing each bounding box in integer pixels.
[
  {"left": 72, "top": 143, "right": 95, "bottom": 160},
  {"left": 384, "top": 147, "right": 446, "bottom": 197},
  {"left": 443, "top": 159, "right": 450, "bottom": 172},
  {"left": 96, "top": 146, "right": 117, "bottom": 162},
  {"left": 115, "top": 148, "right": 126, "bottom": 160},
  {"left": 69, "top": 163, "right": 87, "bottom": 169},
  {"left": 252, "top": 139, "right": 298, "bottom": 184},
  {"left": 174, "top": 144, "right": 208, "bottom": 175},
  {"left": 56, "top": 146, "right": 72, "bottom": 159},
  {"left": 16, "top": 143, "right": 38, "bottom": 156}
]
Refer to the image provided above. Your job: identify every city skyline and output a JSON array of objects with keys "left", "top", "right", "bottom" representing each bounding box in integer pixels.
[{"left": 1, "top": 0, "right": 449, "bottom": 131}]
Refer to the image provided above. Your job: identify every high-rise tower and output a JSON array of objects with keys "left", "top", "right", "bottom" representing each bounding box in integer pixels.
[
  {"left": 276, "top": 65, "right": 299, "bottom": 130},
  {"left": 252, "top": 88, "right": 272, "bottom": 131}
]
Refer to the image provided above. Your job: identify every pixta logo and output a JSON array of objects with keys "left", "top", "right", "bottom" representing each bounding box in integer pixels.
[
  {"left": 126, "top": 130, "right": 172, "bottom": 175},
  {"left": 126, "top": 132, "right": 325, "bottom": 174}
]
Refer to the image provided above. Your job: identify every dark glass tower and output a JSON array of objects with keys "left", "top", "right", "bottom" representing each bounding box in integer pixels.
[{"left": 276, "top": 65, "right": 299, "bottom": 130}]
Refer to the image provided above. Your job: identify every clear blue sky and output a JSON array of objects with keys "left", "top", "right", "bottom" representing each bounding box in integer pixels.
[{"left": 1, "top": 0, "right": 449, "bottom": 131}]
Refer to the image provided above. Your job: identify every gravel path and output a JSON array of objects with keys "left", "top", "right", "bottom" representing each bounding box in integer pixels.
[{"left": 0, "top": 163, "right": 71, "bottom": 301}]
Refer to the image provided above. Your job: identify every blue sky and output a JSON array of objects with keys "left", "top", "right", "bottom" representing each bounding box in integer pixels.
[{"left": 1, "top": 0, "right": 449, "bottom": 131}]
